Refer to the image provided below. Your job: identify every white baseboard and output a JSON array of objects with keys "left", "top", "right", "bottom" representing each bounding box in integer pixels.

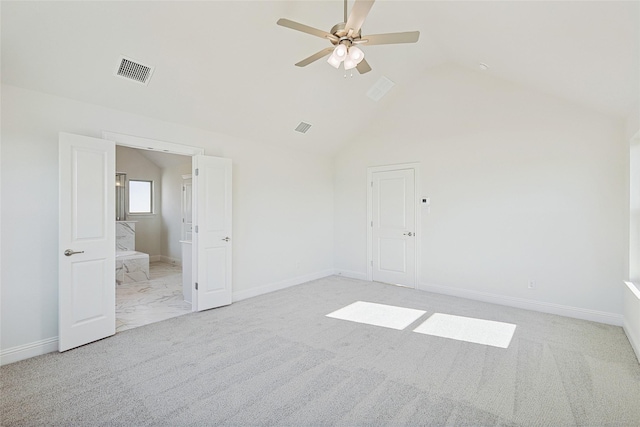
[
  {"left": 334, "top": 269, "right": 368, "bottom": 281},
  {"left": 418, "top": 282, "right": 623, "bottom": 326},
  {"left": 158, "top": 255, "right": 181, "bottom": 266},
  {"left": 233, "top": 269, "right": 335, "bottom": 302},
  {"left": 0, "top": 337, "right": 58, "bottom": 366},
  {"left": 623, "top": 321, "right": 640, "bottom": 364}
]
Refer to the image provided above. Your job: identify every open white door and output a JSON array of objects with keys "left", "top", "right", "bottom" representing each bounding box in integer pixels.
[
  {"left": 193, "top": 155, "right": 232, "bottom": 311},
  {"left": 59, "top": 132, "right": 115, "bottom": 351}
]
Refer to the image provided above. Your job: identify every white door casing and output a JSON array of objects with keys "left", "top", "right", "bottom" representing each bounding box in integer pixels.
[
  {"left": 368, "top": 165, "right": 418, "bottom": 288},
  {"left": 193, "top": 155, "right": 233, "bottom": 311},
  {"left": 59, "top": 132, "right": 115, "bottom": 351},
  {"left": 182, "top": 175, "right": 193, "bottom": 241}
]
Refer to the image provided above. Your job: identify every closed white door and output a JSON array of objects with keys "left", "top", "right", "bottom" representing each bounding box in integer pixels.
[
  {"left": 58, "top": 132, "right": 115, "bottom": 351},
  {"left": 372, "top": 169, "right": 416, "bottom": 287},
  {"left": 193, "top": 155, "right": 233, "bottom": 311}
]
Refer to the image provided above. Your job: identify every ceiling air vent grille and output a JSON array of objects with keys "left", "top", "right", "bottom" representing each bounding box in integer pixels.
[
  {"left": 114, "top": 56, "right": 154, "bottom": 85},
  {"left": 294, "top": 122, "right": 312, "bottom": 134},
  {"left": 367, "top": 76, "right": 395, "bottom": 101}
]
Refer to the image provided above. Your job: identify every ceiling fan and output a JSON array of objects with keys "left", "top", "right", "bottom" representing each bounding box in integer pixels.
[{"left": 277, "top": 0, "right": 420, "bottom": 74}]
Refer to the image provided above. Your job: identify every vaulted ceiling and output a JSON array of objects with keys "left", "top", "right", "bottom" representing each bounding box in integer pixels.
[{"left": 2, "top": 1, "right": 638, "bottom": 156}]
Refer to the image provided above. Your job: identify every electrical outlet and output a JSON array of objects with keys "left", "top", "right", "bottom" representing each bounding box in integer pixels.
[{"left": 528, "top": 279, "right": 536, "bottom": 289}]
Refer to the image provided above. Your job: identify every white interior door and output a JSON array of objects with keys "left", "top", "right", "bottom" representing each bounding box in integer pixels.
[
  {"left": 372, "top": 168, "right": 416, "bottom": 287},
  {"left": 193, "top": 155, "right": 232, "bottom": 311},
  {"left": 59, "top": 132, "right": 115, "bottom": 351}
]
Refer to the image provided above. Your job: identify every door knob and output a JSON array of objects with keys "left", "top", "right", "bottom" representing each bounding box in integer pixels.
[
  {"left": 222, "top": 237, "right": 230, "bottom": 242},
  {"left": 403, "top": 232, "right": 414, "bottom": 237},
  {"left": 64, "top": 249, "right": 85, "bottom": 256}
]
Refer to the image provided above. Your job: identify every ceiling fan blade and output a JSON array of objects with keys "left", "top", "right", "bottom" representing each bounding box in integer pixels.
[
  {"left": 360, "top": 31, "right": 420, "bottom": 46},
  {"left": 277, "top": 18, "right": 337, "bottom": 41},
  {"left": 295, "top": 47, "right": 335, "bottom": 67},
  {"left": 356, "top": 59, "right": 372, "bottom": 74},
  {"left": 345, "top": 0, "right": 375, "bottom": 35}
]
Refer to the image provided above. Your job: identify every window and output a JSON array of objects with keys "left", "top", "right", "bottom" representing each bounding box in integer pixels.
[{"left": 128, "top": 180, "right": 153, "bottom": 214}]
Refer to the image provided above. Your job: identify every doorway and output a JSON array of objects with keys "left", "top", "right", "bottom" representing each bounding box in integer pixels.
[
  {"left": 114, "top": 145, "right": 192, "bottom": 332},
  {"left": 105, "top": 131, "right": 234, "bottom": 315},
  {"left": 58, "top": 131, "right": 233, "bottom": 352},
  {"left": 367, "top": 163, "right": 420, "bottom": 288}
]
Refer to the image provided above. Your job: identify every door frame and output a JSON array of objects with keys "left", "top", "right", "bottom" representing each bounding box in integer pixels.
[
  {"left": 102, "top": 131, "right": 204, "bottom": 311},
  {"left": 366, "top": 162, "right": 421, "bottom": 287},
  {"left": 181, "top": 174, "right": 193, "bottom": 242}
]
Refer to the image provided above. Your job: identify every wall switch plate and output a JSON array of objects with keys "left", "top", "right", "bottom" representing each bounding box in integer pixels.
[{"left": 528, "top": 280, "right": 536, "bottom": 289}]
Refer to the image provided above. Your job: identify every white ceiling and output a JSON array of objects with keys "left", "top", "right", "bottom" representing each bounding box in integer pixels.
[
  {"left": 137, "top": 149, "right": 191, "bottom": 170},
  {"left": 2, "top": 1, "right": 638, "bottom": 156}
]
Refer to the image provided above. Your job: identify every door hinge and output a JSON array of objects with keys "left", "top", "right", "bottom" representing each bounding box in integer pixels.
[
  {"left": 195, "top": 282, "right": 198, "bottom": 290},
  {"left": 371, "top": 221, "right": 373, "bottom": 227},
  {"left": 195, "top": 168, "right": 199, "bottom": 176},
  {"left": 371, "top": 260, "right": 373, "bottom": 266},
  {"left": 195, "top": 225, "right": 198, "bottom": 233},
  {"left": 183, "top": 186, "right": 185, "bottom": 191},
  {"left": 371, "top": 181, "right": 373, "bottom": 187}
]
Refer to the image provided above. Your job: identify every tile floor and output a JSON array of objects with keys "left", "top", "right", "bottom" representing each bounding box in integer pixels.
[{"left": 116, "top": 261, "right": 192, "bottom": 332}]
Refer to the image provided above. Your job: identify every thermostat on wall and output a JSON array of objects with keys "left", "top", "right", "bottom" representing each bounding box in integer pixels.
[{"left": 421, "top": 197, "right": 430, "bottom": 214}]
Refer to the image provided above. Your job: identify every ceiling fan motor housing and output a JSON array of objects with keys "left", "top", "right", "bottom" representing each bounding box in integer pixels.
[{"left": 329, "top": 22, "right": 361, "bottom": 46}]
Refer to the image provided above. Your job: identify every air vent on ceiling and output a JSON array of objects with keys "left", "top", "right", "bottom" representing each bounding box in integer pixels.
[
  {"left": 367, "top": 76, "right": 395, "bottom": 101},
  {"left": 114, "top": 55, "right": 154, "bottom": 85},
  {"left": 294, "top": 122, "right": 312, "bottom": 134}
]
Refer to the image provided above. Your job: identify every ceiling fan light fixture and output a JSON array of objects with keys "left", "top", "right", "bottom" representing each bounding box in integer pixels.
[
  {"left": 334, "top": 43, "right": 348, "bottom": 58},
  {"left": 343, "top": 56, "right": 357, "bottom": 70},
  {"left": 327, "top": 52, "right": 343, "bottom": 68},
  {"left": 348, "top": 46, "right": 365, "bottom": 64}
]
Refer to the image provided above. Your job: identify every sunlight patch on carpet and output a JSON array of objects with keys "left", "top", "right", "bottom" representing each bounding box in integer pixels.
[
  {"left": 326, "top": 301, "right": 427, "bottom": 330},
  {"left": 413, "top": 313, "right": 516, "bottom": 348}
]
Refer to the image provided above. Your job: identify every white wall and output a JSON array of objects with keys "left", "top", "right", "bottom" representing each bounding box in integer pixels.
[
  {"left": 334, "top": 64, "right": 627, "bottom": 318},
  {"left": 161, "top": 161, "right": 192, "bottom": 261},
  {"left": 630, "top": 139, "right": 640, "bottom": 283},
  {"left": 116, "top": 146, "right": 163, "bottom": 256},
  {"left": 0, "top": 84, "right": 334, "bottom": 356},
  {"left": 626, "top": 104, "right": 639, "bottom": 142},
  {"left": 626, "top": 105, "right": 639, "bottom": 284}
]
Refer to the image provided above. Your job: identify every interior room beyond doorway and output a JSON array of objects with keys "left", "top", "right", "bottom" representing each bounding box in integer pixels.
[{"left": 115, "top": 145, "right": 193, "bottom": 331}]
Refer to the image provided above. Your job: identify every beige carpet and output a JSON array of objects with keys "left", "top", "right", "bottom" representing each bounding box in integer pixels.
[{"left": 2, "top": 276, "right": 639, "bottom": 426}]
